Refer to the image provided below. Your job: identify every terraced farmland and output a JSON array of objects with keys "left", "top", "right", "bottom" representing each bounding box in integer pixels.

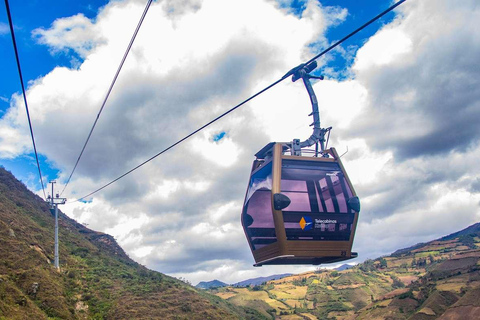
[{"left": 210, "top": 223, "right": 480, "bottom": 319}]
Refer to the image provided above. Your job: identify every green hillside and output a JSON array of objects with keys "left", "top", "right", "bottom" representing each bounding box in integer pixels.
[
  {"left": 212, "top": 225, "right": 480, "bottom": 319},
  {"left": 3, "top": 163, "right": 479, "bottom": 320},
  {"left": 0, "top": 167, "right": 267, "bottom": 320}
]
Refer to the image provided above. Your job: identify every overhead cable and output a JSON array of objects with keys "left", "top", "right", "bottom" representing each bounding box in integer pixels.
[
  {"left": 60, "top": 0, "right": 154, "bottom": 196},
  {"left": 4, "top": 0, "right": 47, "bottom": 199},
  {"left": 73, "top": 0, "right": 407, "bottom": 202},
  {"left": 304, "top": 0, "right": 407, "bottom": 66}
]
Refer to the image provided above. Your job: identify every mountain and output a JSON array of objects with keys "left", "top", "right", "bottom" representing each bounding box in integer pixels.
[
  {"left": 196, "top": 280, "right": 229, "bottom": 289},
  {"left": 195, "top": 274, "right": 293, "bottom": 290},
  {"left": 335, "top": 264, "right": 354, "bottom": 271},
  {"left": 210, "top": 222, "right": 480, "bottom": 319},
  {"left": 0, "top": 167, "right": 267, "bottom": 319},
  {"left": 440, "top": 222, "right": 480, "bottom": 241},
  {"left": 233, "top": 274, "right": 292, "bottom": 287}
]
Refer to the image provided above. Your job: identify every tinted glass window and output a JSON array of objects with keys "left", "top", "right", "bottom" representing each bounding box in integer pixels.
[
  {"left": 242, "top": 161, "right": 276, "bottom": 250},
  {"left": 280, "top": 159, "right": 355, "bottom": 241}
]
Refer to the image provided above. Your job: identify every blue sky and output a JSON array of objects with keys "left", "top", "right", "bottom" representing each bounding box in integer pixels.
[{"left": 1, "top": 0, "right": 478, "bottom": 285}]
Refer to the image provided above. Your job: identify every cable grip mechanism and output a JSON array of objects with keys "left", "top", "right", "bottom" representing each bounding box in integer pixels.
[{"left": 286, "top": 61, "right": 328, "bottom": 156}]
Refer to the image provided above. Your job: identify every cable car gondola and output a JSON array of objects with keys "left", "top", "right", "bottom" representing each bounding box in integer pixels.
[{"left": 241, "top": 61, "right": 360, "bottom": 266}]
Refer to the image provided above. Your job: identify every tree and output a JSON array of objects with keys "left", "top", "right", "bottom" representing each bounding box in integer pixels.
[
  {"left": 411, "top": 258, "right": 417, "bottom": 267},
  {"left": 379, "top": 258, "right": 388, "bottom": 268},
  {"left": 391, "top": 275, "right": 405, "bottom": 289}
]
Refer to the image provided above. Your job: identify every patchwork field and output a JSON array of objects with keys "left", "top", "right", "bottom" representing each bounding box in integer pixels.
[{"left": 210, "top": 224, "right": 480, "bottom": 319}]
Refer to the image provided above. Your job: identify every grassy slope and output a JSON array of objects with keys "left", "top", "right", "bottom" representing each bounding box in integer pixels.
[
  {"left": 0, "top": 167, "right": 267, "bottom": 320},
  {"left": 212, "top": 226, "right": 480, "bottom": 319}
]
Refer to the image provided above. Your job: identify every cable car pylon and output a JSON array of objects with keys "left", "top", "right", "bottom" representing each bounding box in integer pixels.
[
  {"left": 242, "top": 62, "right": 360, "bottom": 266},
  {"left": 47, "top": 181, "right": 66, "bottom": 270}
]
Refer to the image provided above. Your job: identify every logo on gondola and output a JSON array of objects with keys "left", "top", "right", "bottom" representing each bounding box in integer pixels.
[{"left": 300, "top": 216, "right": 313, "bottom": 231}]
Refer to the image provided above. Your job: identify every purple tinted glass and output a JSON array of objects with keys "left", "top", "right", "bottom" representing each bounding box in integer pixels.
[
  {"left": 247, "top": 190, "right": 274, "bottom": 228},
  {"left": 282, "top": 192, "right": 310, "bottom": 211},
  {"left": 281, "top": 179, "right": 307, "bottom": 192},
  {"left": 323, "top": 193, "right": 334, "bottom": 212},
  {"left": 281, "top": 160, "right": 353, "bottom": 214},
  {"left": 280, "top": 159, "right": 354, "bottom": 241},
  {"left": 242, "top": 161, "right": 276, "bottom": 250},
  {"left": 337, "top": 193, "right": 347, "bottom": 212}
]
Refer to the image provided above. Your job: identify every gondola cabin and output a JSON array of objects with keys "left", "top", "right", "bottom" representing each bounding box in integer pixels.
[{"left": 241, "top": 142, "right": 360, "bottom": 266}]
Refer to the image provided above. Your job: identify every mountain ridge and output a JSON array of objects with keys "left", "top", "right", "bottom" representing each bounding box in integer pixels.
[
  {"left": 233, "top": 273, "right": 293, "bottom": 287},
  {"left": 0, "top": 166, "right": 267, "bottom": 319}
]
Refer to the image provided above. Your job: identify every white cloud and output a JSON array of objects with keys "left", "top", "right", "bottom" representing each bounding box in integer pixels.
[
  {"left": 350, "top": 0, "right": 480, "bottom": 159},
  {"left": 0, "top": 23, "right": 8, "bottom": 35},
  {"left": 0, "top": 94, "right": 31, "bottom": 158},
  {"left": 353, "top": 28, "right": 413, "bottom": 72},
  {"left": 33, "top": 14, "right": 104, "bottom": 58},
  {"left": 191, "top": 131, "right": 240, "bottom": 167},
  {"left": 355, "top": 182, "right": 480, "bottom": 261}
]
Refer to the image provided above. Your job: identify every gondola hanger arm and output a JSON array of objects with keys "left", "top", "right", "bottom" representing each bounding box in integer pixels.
[{"left": 286, "top": 61, "right": 327, "bottom": 154}]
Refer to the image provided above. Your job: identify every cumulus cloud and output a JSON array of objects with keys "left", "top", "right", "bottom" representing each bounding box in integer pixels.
[
  {"left": 0, "top": 22, "right": 9, "bottom": 35},
  {"left": 0, "top": 94, "right": 31, "bottom": 158},
  {"left": 339, "top": 0, "right": 480, "bottom": 262},
  {"left": 2, "top": 0, "right": 480, "bottom": 284},
  {"left": 350, "top": 0, "right": 480, "bottom": 159},
  {"left": 33, "top": 13, "right": 104, "bottom": 58}
]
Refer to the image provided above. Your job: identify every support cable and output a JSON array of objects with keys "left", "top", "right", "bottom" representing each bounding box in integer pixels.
[
  {"left": 60, "top": 0, "right": 154, "bottom": 196},
  {"left": 73, "top": 0, "right": 406, "bottom": 202},
  {"left": 4, "top": 0, "right": 47, "bottom": 199}
]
